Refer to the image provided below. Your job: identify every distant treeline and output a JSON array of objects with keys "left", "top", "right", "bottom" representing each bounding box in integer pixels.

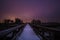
[
  {"left": 0, "top": 18, "right": 23, "bottom": 30},
  {"left": 0, "top": 18, "right": 60, "bottom": 30},
  {"left": 30, "top": 19, "right": 60, "bottom": 28}
]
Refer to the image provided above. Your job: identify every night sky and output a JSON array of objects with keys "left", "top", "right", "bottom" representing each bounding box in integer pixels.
[{"left": 0, "top": 0, "right": 60, "bottom": 23}]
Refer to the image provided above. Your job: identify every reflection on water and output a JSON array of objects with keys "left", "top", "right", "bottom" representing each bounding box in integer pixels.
[{"left": 16, "top": 24, "right": 41, "bottom": 40}]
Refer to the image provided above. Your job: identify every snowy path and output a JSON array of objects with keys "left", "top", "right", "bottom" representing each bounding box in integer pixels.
[{"left": 16, "top": 24, "right": 41, "bottom": 40}]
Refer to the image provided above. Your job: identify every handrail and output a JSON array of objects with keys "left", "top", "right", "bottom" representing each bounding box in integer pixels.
[
  {"left": 32, "top": 24, "right": 60, "bottom": 32},
  {"left": 31, "top": 24, "right": 60, "bottom": 40},
  {"left": 0, "top": 24, "right": 25, "bottom": 37}
]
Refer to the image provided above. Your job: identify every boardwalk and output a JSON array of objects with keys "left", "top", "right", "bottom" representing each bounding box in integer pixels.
[{"left": 16, "top": 24, "right": 41, "bottom": 40}]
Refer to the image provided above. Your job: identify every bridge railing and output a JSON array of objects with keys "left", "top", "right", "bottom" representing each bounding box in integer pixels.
[
  {"left": 30, "top": 24, "right": 60, "bottom": 40},
  {"left": 0, "top": 24, "right": 25, "bottom": 40}
]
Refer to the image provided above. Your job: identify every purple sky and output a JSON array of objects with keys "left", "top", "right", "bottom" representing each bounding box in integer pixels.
[{"left": 0, "top": 0, "right": 60, "bottom": 22}]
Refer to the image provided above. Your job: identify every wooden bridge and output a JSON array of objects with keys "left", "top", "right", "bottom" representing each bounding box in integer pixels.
[
  {"left": 0, "top": 24, "right": 25, "bottom": 40},
  {"left": 30, "top": 24, "right": 60, "bottom": 40},
  {"left": 0, "top": 23, "right": 60, "bottom": 40}
]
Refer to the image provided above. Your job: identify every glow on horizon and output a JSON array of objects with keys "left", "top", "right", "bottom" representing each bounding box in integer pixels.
[{"left": 0, "top": 0, "right": 60, "bottom": 23}]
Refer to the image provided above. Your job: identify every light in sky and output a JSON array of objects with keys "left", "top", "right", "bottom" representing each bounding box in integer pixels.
[{"left": 0, "top": 0, "right": 60, "bottom": 23}]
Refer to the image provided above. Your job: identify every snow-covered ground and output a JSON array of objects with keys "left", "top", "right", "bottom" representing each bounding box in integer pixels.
[{"left": 16, "top": 24, "right": 41, "bottom": 40}]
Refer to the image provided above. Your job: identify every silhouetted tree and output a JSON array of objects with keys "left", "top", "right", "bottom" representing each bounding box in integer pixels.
[
  {"left": 15, "top": 18, "right": 23, "bottom": 24},
  {"left": 31, "top": 19, "right": 41, "bottom": 25},
  {"left": 36, "top": 20, "right": 41, "bottom": 25},
  {"left": 10, "top": 20, "right": 14, "bottom": 24},
  {"left": 4, "top": 19, "right": 11, "bottom": 24},
  {"left": 31, "top": 19, "right": 36, "bottom": 24}
]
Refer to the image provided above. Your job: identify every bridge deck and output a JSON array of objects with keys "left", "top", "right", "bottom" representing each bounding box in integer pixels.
[{"left": 16, "top": 24, "right": 41, "bottom": 40}]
